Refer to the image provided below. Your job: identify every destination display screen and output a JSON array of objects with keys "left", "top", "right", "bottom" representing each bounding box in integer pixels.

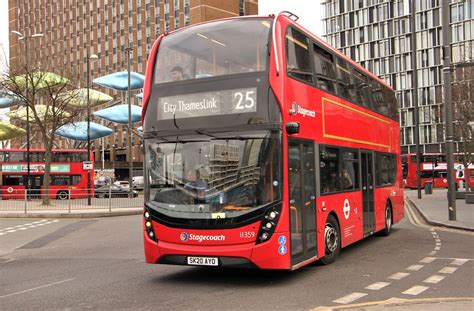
[{"left": 157, "top": 88, "right": 257, "bottom": 120}]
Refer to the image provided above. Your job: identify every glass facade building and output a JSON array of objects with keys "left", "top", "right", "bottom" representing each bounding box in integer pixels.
[{"left": 323, "top": 0, "right": 473, "bottom": 154}]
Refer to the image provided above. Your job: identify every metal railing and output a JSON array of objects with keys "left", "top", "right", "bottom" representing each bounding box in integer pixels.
[{"left": 0, "top": 188, "right": 143, "bottom": 213}]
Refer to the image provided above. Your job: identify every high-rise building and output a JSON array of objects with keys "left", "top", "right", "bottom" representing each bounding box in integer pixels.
[
  {"left": 8, "top": 0, "right": 258, "bottom": 179},
  {"left": 323, "top": 0, "right": 473, "bottom": 154}
]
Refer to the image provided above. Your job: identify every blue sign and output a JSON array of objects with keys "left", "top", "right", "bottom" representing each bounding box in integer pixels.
[
  {"left": 278, "top": 245, "right": 287, "bottom": 255},
  {"left": 278, "top": 235, "right": 287, "bottom": 245}
]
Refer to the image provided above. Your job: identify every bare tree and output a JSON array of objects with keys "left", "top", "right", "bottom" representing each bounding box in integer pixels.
[
  {"left": 1, "top": 62, "right": 81, "bottom": 204},
  {"left": 452, "top": 63, "right": 474, "bottom": 191}
]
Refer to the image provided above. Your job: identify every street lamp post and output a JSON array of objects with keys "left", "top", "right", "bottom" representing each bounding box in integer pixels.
[
  {"left": 410, "top": 1, "right": 422, "bottom": 199},
  {"left": 10, "top": 30, "right": 43, "bottom": 199},
  {"left": 124, "top": 44, "right": 133, "bottom": 197},
  {"left": 442, "top": 0, "right": 456, "bottom": 220},
  {"left": 87, "top": 52, "right": 98, "bottom": 206}
]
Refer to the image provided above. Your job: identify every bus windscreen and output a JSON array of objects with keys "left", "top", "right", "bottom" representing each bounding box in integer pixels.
[
  {"left": 145, "top": 130, "right": 281, "bottom": 223},
  {"left": 154, "top": 18, "right": 271, "bottom": 84}
]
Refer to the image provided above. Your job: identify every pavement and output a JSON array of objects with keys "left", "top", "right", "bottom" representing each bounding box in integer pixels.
[{"left": 405, "top": 189, "right": 474, "bottom": 232}]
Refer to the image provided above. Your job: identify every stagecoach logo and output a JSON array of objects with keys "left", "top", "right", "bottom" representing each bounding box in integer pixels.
[
  {"left": 179, "top": 232, "right": 226, "bottom": 243},
  {"left": 180, "top": 232, "right": 189, "bottom": 242},
  {"left": 343, "top": 199, "right": 351, "bottom": 220},
  {"left": 289, "top": 101, "right": 316, "bottom": 118}
]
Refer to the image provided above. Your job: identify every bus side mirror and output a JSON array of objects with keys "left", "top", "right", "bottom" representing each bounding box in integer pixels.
[{"left": 286, "top": 122, "right": 300, "bottom": 135}]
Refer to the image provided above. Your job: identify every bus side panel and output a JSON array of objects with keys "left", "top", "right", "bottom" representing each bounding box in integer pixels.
[
  {"left": 374, "top": 187, "right": 393, "bottom": 231},
  {"left": 316, "top": 191, "right": 364, "bottom": 250}
]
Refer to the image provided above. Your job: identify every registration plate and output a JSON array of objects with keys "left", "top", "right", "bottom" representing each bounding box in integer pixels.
[{"left": 187, "top": 256, "right": 219, "bottom": 266}]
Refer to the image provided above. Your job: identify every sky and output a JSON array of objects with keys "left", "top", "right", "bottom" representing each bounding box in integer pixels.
[{"left": 258, "top": 0, "right": 325, "bottom": 37}]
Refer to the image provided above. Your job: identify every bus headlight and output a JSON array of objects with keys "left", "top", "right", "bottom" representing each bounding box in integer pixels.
[
  {"left": 256, "top": 204, "right": 282, "bottom": 244},
  {"left": 144, "top": 208, "right": 157, "bottom": 242}
]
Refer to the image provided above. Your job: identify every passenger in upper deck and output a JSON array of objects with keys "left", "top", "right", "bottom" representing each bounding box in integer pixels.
[{"left": 171, "top": 66, "right": 189, "bottom": 81}]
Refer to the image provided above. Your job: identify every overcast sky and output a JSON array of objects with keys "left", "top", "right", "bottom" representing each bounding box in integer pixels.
[{"left": 259, "top": 0, "right": 325, "bottom": 37}]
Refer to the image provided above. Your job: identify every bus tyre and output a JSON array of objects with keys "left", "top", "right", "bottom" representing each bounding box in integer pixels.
[
  {"left": 382, "top": 202, "right": 392, "bottom": 236},
  {"left": 57, "top": 191, "right": 69, "bottom": 200},
  {"left": 320, "top": 214, "right": 340, "bottom": 265}
]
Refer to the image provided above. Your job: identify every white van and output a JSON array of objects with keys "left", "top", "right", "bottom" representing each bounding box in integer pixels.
[{"left": 132, "top": 176, "right": 144, "bottom": 189}]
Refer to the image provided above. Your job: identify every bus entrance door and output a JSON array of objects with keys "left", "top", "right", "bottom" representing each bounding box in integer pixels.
[
  {"left": 288, "top": 140, "right": 317, "bottom": 266},
  {"left": 361, "top": 151, "right": 375, "bottom": 235}
]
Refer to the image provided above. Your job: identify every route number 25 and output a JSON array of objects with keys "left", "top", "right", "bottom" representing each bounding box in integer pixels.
[{"left": 234, "top": 90, "right": 256, "bottom": 110}]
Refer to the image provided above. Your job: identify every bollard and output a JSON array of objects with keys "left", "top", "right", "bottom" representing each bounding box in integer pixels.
[
  {"left": 24, "top": 189, "right": 27, "bottom": 214},
  {"left": 424, "top": 181, "right": 433, "bottom": 194},
  {"left": 108, "top": 185, "right": 112, "bottom": 212},
  {"left": 68, "top": 191, "right": 71, "bottom": 214}
]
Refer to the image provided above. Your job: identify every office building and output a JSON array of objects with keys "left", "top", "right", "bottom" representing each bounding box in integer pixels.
[{"left": 323, "top": 0, "right": 473, "bottom": 154}]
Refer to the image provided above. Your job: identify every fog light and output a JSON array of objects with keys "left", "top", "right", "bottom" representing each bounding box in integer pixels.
[
  {"left": 148, "top": 231, "right": 154, "bottom": 238},
  {"left": 144, "top": 211, "right": 150, "bottom": 219},
  {"left": 265, "top": 222, "right": 273, "bottom": 229},
  {"left": 145, "top": 221, "right": 152, "bottom": 228},
  {"left": 261, "top": 232, "right": 269, "bottom": 240}
]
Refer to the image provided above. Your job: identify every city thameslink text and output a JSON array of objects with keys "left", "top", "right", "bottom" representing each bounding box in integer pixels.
[{"left": 163, "top": 98, "right": 218, "bottom": 114}]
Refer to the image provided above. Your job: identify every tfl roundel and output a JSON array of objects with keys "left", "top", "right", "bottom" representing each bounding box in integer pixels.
[{"left": 180, "top": 232, "right": 189, "bottom": 242}]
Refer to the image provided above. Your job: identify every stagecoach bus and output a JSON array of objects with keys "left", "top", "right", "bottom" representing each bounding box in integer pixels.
[{"left": 141, "top": 12, "right": 404, "bottom": 270}]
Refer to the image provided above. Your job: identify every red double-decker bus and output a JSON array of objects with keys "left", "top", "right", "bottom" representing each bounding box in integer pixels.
[
  {"left": 0, "top": 149, "right": 93, "bottom": 200},
  {"left": 141, "top": 13, "right": 404, "bottom": 270},
  {"left": 402, "top": 153, "right": 474, "bottom": 189}
]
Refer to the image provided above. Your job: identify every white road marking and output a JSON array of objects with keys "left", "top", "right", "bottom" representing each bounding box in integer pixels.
[
  {"left": 388, "top": 272, "right": 410, "bottom": 280},
  {"left": 429, "top": 251, "right": 437, "bottom": 256},
  {"left": 406, "top": 265, "right": 424, "bottom": 271},
  {"left": 450, "top": 259, "right": 469, "bottom": 266},
  {"left": 0, "top": 278, "right": 75, "bottom": 299},
  {"left": 365, "top": 282, "right": 390, "bottom": 290},
  {"left": 402, "top": 285, "right": 429, "bottom": 296},
  {"left": 435, "top": 239, "right": 441, "bottom": 242},
  {"left": 434, "top": 247, "right": 441, "bottom": 251},
  {"left": 439, "top": 267, "right": 457, "bottom": 274},
  {"left": 0, "top": 220, "right": 59, "bottom": 236},
  {"left": 420, "top": 257, "right": 436, "bottom": 263},
  {"left": 423, "top": 275, "right": 445, "bottom": 284},
  {"left": 430, "top": 228, "right": 435, "bottom": 232},
  {"left": 436, "top": 242, "right": 442, "bottom": 246},
  {"left": 333, "top": 292, "right": 368, "bottom": 304}
]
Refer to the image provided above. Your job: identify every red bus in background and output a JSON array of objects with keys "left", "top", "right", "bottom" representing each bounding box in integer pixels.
[
  {"left": 141, "top": 13, "right": 404, "bottom": 270},
  {"left": 0, "top": 149, "right": 93, "bottom": 200},
  {"left": 402, "top": 153, "right": 474, "bottom": 189}
]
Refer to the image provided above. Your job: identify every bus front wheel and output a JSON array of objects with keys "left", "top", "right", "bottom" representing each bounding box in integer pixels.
[{"left": 320, "top": 214, "right": 340, "bottom": 265}]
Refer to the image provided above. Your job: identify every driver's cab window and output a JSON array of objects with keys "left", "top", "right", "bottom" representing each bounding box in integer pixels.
[{"left": 286, "top": 27, "right": 313, "bottom": 84}]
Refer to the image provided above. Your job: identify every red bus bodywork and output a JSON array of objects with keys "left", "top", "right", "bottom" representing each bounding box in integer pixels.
[
  {"left": 0, "top": 149, "right": 94, "bottom": 200},
  {"left": 142, "top": 14, "right": 404, "bottom": 270},
  {"left": 402, "top": 153, "right": 474, "bottom": 189}
]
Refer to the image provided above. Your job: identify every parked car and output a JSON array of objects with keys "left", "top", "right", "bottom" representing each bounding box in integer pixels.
[
  {"left": 113, "top": 181, "right": 130, "bottom": 189},
  {"left": 94, "top": 185, "right": 138, "bottom": 198}
]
